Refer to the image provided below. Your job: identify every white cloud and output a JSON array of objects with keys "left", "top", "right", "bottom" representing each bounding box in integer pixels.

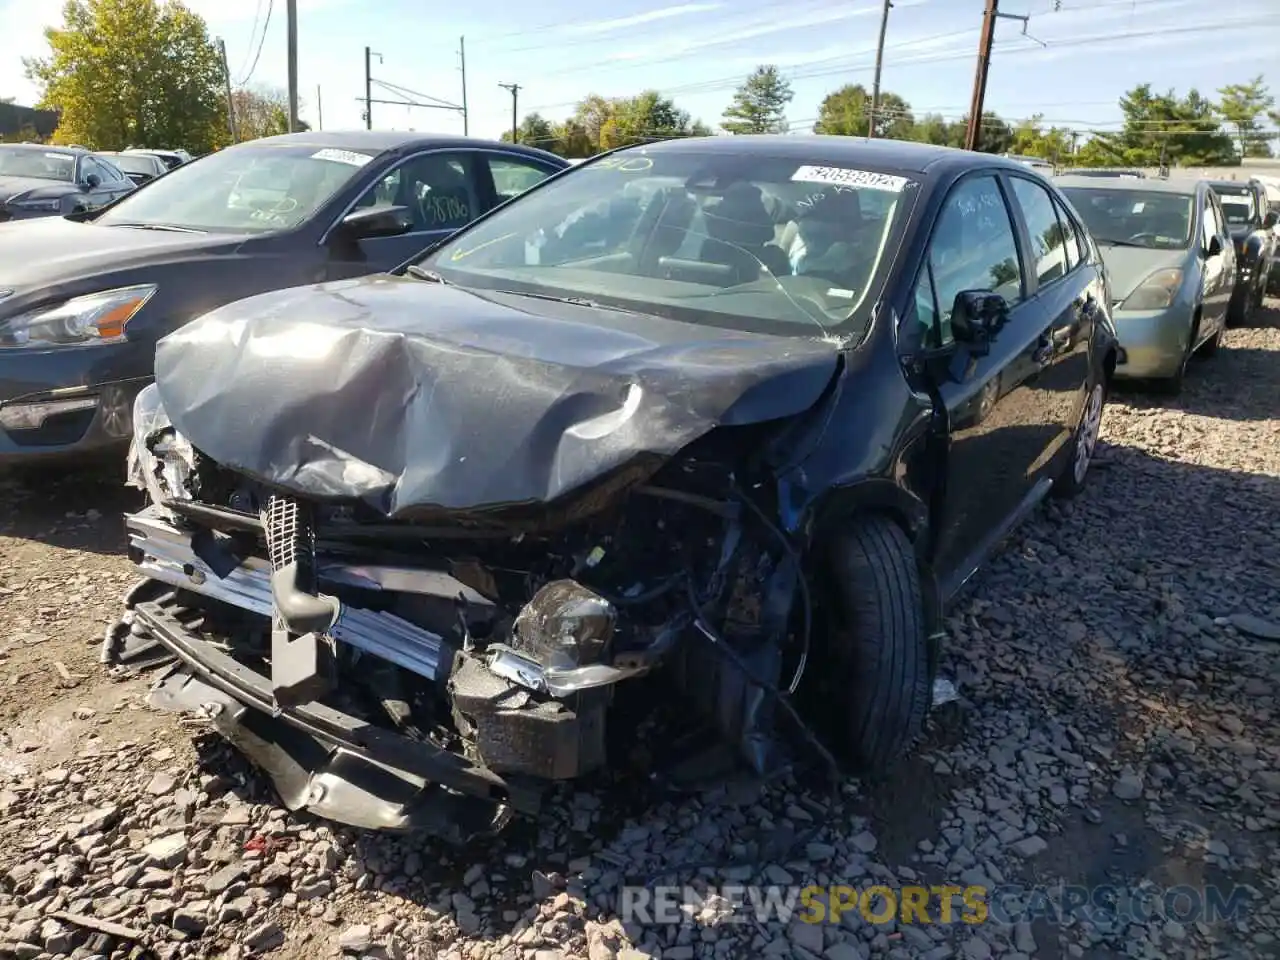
[
  {"left": 603, "top": 0, "right": 930, "bottom": 64},
  {"left": 562, "top": 2, "right": 723, "bottom": 36}
]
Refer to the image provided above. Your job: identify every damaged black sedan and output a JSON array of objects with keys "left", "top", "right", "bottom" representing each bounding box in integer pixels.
[{"left": 111, "top": 136, "right": 1119, "bottom": 839}]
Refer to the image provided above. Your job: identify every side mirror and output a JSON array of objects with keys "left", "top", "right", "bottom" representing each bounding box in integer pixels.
[
  {"left": 1264, "top": 210, "right": 1278, "bottom": 230},
  {"left": 950, "top": 290, "right": 1009, "bottom": 357},
  {"left": 335, "top": 204, "right": 413, "bottom": 241},
  {"left": 84, "top": 173, "right": 101, "bottom": 189},
  {"left": 1206, "top": 235, "right": 1223, "bottom": 258}
]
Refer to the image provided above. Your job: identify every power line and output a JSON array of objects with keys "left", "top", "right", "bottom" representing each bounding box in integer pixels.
[
  {"left": 525, "top": 15, "right": 1280, "bottom": 113},
  {"left": 235, "top": 0, "right": 265, "bottom": 79},
  {"left": 237, "top": 0, "right": 273, "bottom": 87}
]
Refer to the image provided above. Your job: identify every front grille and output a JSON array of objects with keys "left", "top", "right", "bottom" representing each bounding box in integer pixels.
[{"left": 262, "top": 493, "right": 317, "bottom": 587}]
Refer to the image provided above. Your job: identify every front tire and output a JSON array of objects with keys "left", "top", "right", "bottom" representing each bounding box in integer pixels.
[{"left": 827, "top": 517, "right": 931, "bottom": 774}]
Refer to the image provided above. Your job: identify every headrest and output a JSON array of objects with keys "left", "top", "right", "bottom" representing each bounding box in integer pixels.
[{"left": 702, "top": 182, "right": 776, "bottom": 246}]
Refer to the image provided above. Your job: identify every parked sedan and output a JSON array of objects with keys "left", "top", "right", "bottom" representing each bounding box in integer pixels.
[
  {"left": 123, "top": 148, "right": 191, "bottom": 170},
  {"left": 113, "top": 137, "right": 1118, "bottom": 837},
  {"left": 1057, "top": 175, "right": 1234, "bottom": 393},
  {"left": 1206, "top": 178, "right": 1278, "bottom": 324},
  {"left": 0, "top": 131, "right": 567, "bottom": 467},
  {"left": 98, "top": 150, "right": 169, "bottom": 186},
  {"left": 0, "top": 144, "right": 135, "bottom": 221}
]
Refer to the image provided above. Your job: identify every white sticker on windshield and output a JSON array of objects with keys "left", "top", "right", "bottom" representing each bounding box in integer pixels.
[
  {"left": 1132, "top": 201, "right": 1145, "bottom": 213},
  {"left": 310, "top": 148, "right": 372, "bottom": 167},
  {"left": 46, "top": 152, "right": 68, "bottom": 160},
  {"left": 791, "top": 165, "right": 908, "bottom": 192}
]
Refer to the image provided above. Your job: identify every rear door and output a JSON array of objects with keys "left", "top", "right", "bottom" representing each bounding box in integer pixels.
[
  {"left": 1004, "top": 173, "right": 1092, "bottom": 459},
  {"left": 473, "top": 151, "right": 562, "bottom": 210},
  {"left": 908, "top": 171, "right": 1055, "bottom": 589}
]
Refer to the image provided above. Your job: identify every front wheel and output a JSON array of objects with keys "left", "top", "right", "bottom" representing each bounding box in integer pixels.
[
  {"left": 1053, "top": 375, "right": 1107, "bottom": 499},
  {"left": 826, "top": 517, "right": 931, "bottom": 774}
]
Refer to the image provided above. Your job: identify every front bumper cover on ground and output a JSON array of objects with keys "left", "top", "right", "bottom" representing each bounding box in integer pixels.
[{"left": 111, "top": 579, "right": 536, "bottom": 841}]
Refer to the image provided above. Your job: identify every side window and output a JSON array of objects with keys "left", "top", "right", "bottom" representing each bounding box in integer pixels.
[
  {"left": 1201, "top": 197, "right": 1218, "bottom": 249},
  {"left": 1210, "top": 196, "right": 1227, "bottom": 240},
  {"left": 925, "top": 174, "right": 1024, "bottom": 344},
  {"left": 349, "top": 153, "right": 478, "bottom": 232},
  {"left": 1051, "top": 195, "right": 1081, "bottom": 270},
  {"left": 1009, "top": 176, "right": 1068, "bottom": 286},
  {"left": 81, "top": 158, "right": 106, "bottom": 184},
  {"left": 99, "top": 159, "right": 127, "bottom": 183},
  {"left": 486, "top": 156, "right": 556, "bottom": 203}
]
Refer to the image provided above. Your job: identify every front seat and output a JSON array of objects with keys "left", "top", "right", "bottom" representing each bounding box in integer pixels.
[
  {"left": 411, "top": 158, "right": 473, "bottom": 231},
  {"left": 700, "top": 182, "right": 792, "bottom": 284}
]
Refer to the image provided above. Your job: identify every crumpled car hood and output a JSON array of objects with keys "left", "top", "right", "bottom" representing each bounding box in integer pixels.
[{"left": 154, "top": 275, "right": 841, "bottom": 519}]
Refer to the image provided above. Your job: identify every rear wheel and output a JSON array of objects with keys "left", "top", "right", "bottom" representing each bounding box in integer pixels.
[
  {"left": 1054, "top": 374, "right": 1107, "bottom": 498},
  {"left": 826, "top": 516, "right": 931, "bottom": 774}
]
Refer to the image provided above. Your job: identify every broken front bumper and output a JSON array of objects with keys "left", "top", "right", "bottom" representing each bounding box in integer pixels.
[{"left": 118, "top": 579, "right": 528, "bottom": 840}]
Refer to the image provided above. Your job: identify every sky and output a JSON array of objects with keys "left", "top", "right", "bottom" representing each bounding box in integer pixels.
[{"left": 2, "top": 0, "right": 1278, "bottom": 143}]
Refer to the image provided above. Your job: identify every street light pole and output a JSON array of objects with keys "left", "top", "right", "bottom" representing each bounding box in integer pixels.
[{"left": 868, "top": 0, "right": 892, "bottom": 139}]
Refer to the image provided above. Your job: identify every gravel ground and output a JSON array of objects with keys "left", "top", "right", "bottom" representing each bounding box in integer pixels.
[{"left": 1, "top": 303, "right": 1278, "bottom": 960}]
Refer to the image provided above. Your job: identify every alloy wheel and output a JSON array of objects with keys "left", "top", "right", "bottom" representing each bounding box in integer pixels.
[{"left": 1073, "top": 382, "right": 1104, "bottom": 485}]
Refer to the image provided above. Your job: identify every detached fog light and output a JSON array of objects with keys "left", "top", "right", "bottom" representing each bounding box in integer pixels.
[
  {"left": 510, "top": 580, "right": 616, "bottom": 671},
  {"left": 0, "top": 397, "right": 98, "bottom": 430}
]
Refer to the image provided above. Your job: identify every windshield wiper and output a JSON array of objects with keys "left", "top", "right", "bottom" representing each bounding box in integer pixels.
[
  {"left": 1095, "top": 237, "right": 1147, "bottom": 248},
  {"left": 103, "top": 221, "right": 205, "bottom": 233},
  {"left": 406, "top": 264, "right": 448, "bottom": 284},
  {"left": 490, "top": 288, "right": 642, "bottom": 314}
]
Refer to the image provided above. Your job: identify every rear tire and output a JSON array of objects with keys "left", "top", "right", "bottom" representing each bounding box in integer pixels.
[
  {"left": 827, "top": 516, "right": 931, "bottom": 774},
  {"left": 1054, "top": 373, "right": 1107, "bottom": 498}
]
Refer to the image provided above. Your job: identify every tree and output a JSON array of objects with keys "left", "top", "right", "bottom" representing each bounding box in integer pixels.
[
  {"left": 231, "top": 85, "right": 308, "bottom": 142},
  {"left": 1217, "top": 75, "right": 1274, "bottom": 158},
  {"left": 501, "top": 112, "right": 556, "bottom": 150},
  {"left": 722, "top": 65, "right": 792, "bottom": 135},
  {"left": 813, "top": 84, "right": 914, "bottom": 140},
  {"left": 599, "top": 90, "right": 702, "bottom": 150},
  {"left": 1088, "top": 83, "right": 1235, "bottom": 167},
  {"left": 911, "top": 112, "right": 952, "bottom": 146},
  {"left": 1008, "top": 114, "right": 1073, "bottom": 164},
  {"left": 24, "top": 0, "right": 228, "bottom": 153},
  {"left": 945, "top": 112, "right": 1013, "bottom": 154}
]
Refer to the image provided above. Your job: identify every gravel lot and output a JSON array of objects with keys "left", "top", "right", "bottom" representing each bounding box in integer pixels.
[{"left": 1, "top": 304, "right": 1278, "bottom": 960}]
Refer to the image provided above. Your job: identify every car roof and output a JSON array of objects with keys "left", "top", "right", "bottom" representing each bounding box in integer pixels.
[
  {"left": 236, "top": 130, "right": 565, "bottom": 164},
  {"left": 1204, "top": 178, "right": 1259, "bottom": 191},
  {"left": 1, "top": 143, "right": 82, "bottom": 156},
  {"left": 627, "top": 134, "right": 1039, "bottom": 177},
  {"left": 1055, "top": 174, "right": 1200, "bottom": 196}
]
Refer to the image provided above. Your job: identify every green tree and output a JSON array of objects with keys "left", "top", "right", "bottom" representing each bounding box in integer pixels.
[
  {"left": 722, "top": 65, "right": 793, "bottom": 135},
  {"left": 552, "top": 119, "right": 594, "bottom": 158},
  {"left": 600, "top": 90, "right": 704, "bottom": 149},
  {"left": 910, "top": 112, "right": 952, "bottom": 146},
  {"left": 24, "top": 0, "right": 227, "bottom": 152},
  {"left": 1217, "top": 75, "right": 1274, "bottom": 158},
  {"left": 1009, "top": 114, "right": 1073, "bottom": 163},
  {"left": 1089, "top": 83, "right": 1235, "bottom": 167},
  {"left": 945, "top": 112, "right": 1013, "bottom": 154},
  {"left": 501, "top": 112, "right": 557, "bottom": 149},
  {"left": 814, "top": 84, "right": 914, "bottom": 139}
]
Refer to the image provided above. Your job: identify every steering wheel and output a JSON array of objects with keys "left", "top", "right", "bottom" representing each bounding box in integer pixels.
[{"left": 1126, "top": 232, "right": 1160, "bottom": 244}]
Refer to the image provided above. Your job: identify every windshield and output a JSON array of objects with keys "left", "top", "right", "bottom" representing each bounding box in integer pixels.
[
  {"left": 424, "top": 150, "right": 917, "bottom": 337},
  {"left": 1213, "top": 186, "right": 1256, "bottom": 225},
  {"left": 96, "top": 144, "right": 376, "bottom": 233},
  {"left": 1062, "top": 187, "right": 1193, "bottom": 249},
  {"left": 105, "top": 154, "right": 158, "bottom": 176},
  {"left": 0, "top": 147, "right": 75, "bottom": 182}
]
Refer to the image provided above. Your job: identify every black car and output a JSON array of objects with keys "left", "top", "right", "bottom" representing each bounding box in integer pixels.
[
  {"left": 1206, "top": 177, "right": 1278, "bottom": 325},
  {"left": 113, "top": 136, "right": 1119, "bottom": 839},
  {"left": 99, "top": 150, "right": 169, "bottom": 186},
  {"left": 0, "top": 131, "right": 568, "bottom": 466},
  {"left": 0, "top": 144, "right": 135, "bottom": 221}
]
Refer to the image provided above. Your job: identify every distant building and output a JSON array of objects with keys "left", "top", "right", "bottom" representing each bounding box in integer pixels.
[{"left": 0, "top": 102, "right": 60, "bottom": 141}]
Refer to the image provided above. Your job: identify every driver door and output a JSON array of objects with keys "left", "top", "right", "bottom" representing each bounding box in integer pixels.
[
  {"left": 78, "top": 158, "right": 117, "bottom": 210},
  {"left": 908, "top": 172, "right": 1057, "bottom": 597},
  {"left": 1201, "top": 192, "right": 1232, "bottom": 331},
  {"left": 327, "top": 151, "right": 483, "bottom": 278}
]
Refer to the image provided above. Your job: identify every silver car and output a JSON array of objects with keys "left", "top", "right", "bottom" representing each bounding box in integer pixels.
[{"left": 1056, "top": 175, "right": 1235, "bottom": 394}]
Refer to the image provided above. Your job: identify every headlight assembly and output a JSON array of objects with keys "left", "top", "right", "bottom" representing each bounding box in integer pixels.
[
  {"left": 10, "top": 198, "right": 61, "bottom": 212},
  {"left": 0, "top": 284, "right": 156, "bottom": 347},
  {"left": 1121, "top": 268, "right": 1183, "bottom": 312}
]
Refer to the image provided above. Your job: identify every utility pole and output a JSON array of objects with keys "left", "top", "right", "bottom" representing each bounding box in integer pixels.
[
  {"left": 316, "top": 85, "right": 323, "bottom": 130},
  {"left": 285, "top": 0, "right": 299, "bottom": 131},
  {"left": 459, "top": 37, "right": 469, "bottom": 135},
  {"left": 498, "top": 82, "right": 521, "bottom": 142},
  {"left": 964, "top": 0, "right": 998, "bottom": 151},
  {"left": 867, "top": 0, "right": 892, "bottom": 139},
  {"left": 363, "top": 47, "right": 382, "bottom": 129},
  {"left": 216, "top": 37, "right": 237, "bottom": 141}
]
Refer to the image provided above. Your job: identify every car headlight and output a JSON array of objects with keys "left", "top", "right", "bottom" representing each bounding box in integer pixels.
[
  {"left": 0, "top": 284, "right": 156, "bottom": 347},
  {"left": 127, "top": 383, "right": 194, "bottom": 503},
  {"left": 1120, "top": 268, "right": 1183, "bottom": 311},
  {"left": 10, "top": 198, "right": 61, "bottom": 212}
]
